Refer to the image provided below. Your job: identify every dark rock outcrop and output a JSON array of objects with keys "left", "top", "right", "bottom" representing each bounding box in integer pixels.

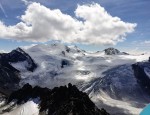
[
  {"left": 122, "top": 52, "right": 129, "bottom": 55},
  {"left": 0, "top": 60, "right": 20, "bottom": 95},
  {"left": 0, "top": 47, "right": 37, "bottom": 72},
  {"left": 8, "top": 83, "right": 109, "bottom": 115},
  {"left": 104, "top": 48, "right": 129, "bottom": 55},
  {"left": 132, "top": 59, "right": 150, "bottom": 94},
  {"left": 61, "top": 59, "right": 71, "bottom": 68}
]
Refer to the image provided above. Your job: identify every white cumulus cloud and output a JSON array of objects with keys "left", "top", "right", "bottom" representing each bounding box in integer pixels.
[{"left": 0, "top": 2, "right": 137, "bottom": 45}]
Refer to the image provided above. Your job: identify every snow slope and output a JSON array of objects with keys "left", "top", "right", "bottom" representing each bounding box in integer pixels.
[
  {"left": 8, "top": 43, "right": 150, "bottom": 115},
  {"left": 3, "top": 101, "right": 39, "bottom": 115}
]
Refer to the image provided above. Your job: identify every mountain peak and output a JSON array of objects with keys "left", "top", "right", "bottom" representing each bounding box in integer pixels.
[
  {"left": 103, "top": 47, "right": 129, "bottom": 55},
  {"left": 15, "top": 47, "right": 25, "bottom": 53},
  {"left": 104, "top": 47, "right": 120, "bottom": 55}
]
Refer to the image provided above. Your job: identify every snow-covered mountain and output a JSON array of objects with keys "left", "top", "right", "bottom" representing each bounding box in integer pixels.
[
  {"left": 0, "top": 48, "right": 37, "bottom": 94},
  {"left": 0, "top": 43, "right": 150, "bottom": 115},
  {"left": 0, "top": 47, "right": 37, "bottom": 72}
]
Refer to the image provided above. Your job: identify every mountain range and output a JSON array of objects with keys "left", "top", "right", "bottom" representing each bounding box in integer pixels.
[{"left": 0, "top": 43, "right": 150, "bottom": 115}]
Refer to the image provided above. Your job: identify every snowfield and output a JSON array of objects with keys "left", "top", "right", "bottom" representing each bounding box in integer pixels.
[
  {"left": 3, "top": 101, "right": 39, "bottom": 115},
  {"left": 6, "top": 43, "right": 150, "bottom": 115}
]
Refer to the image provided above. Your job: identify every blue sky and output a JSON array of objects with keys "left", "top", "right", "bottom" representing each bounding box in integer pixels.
[{"left": 0, "top": 0, "right": 150, "bottom": 53}]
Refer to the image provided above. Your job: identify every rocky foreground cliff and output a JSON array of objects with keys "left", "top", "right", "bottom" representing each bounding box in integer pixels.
[{"left": 1, "top": 83, "right": 109, "bottom": 115}]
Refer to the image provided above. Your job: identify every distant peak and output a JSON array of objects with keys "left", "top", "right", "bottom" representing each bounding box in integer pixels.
[
  {"left": 103, "top": 47, "right": 129, "bottom": 55},
  {"left": 104, "top": 47, "right": 120, "bottom": 55},
  {"left": 104, "top": 47, "right": 119, "bottom": 51}
]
